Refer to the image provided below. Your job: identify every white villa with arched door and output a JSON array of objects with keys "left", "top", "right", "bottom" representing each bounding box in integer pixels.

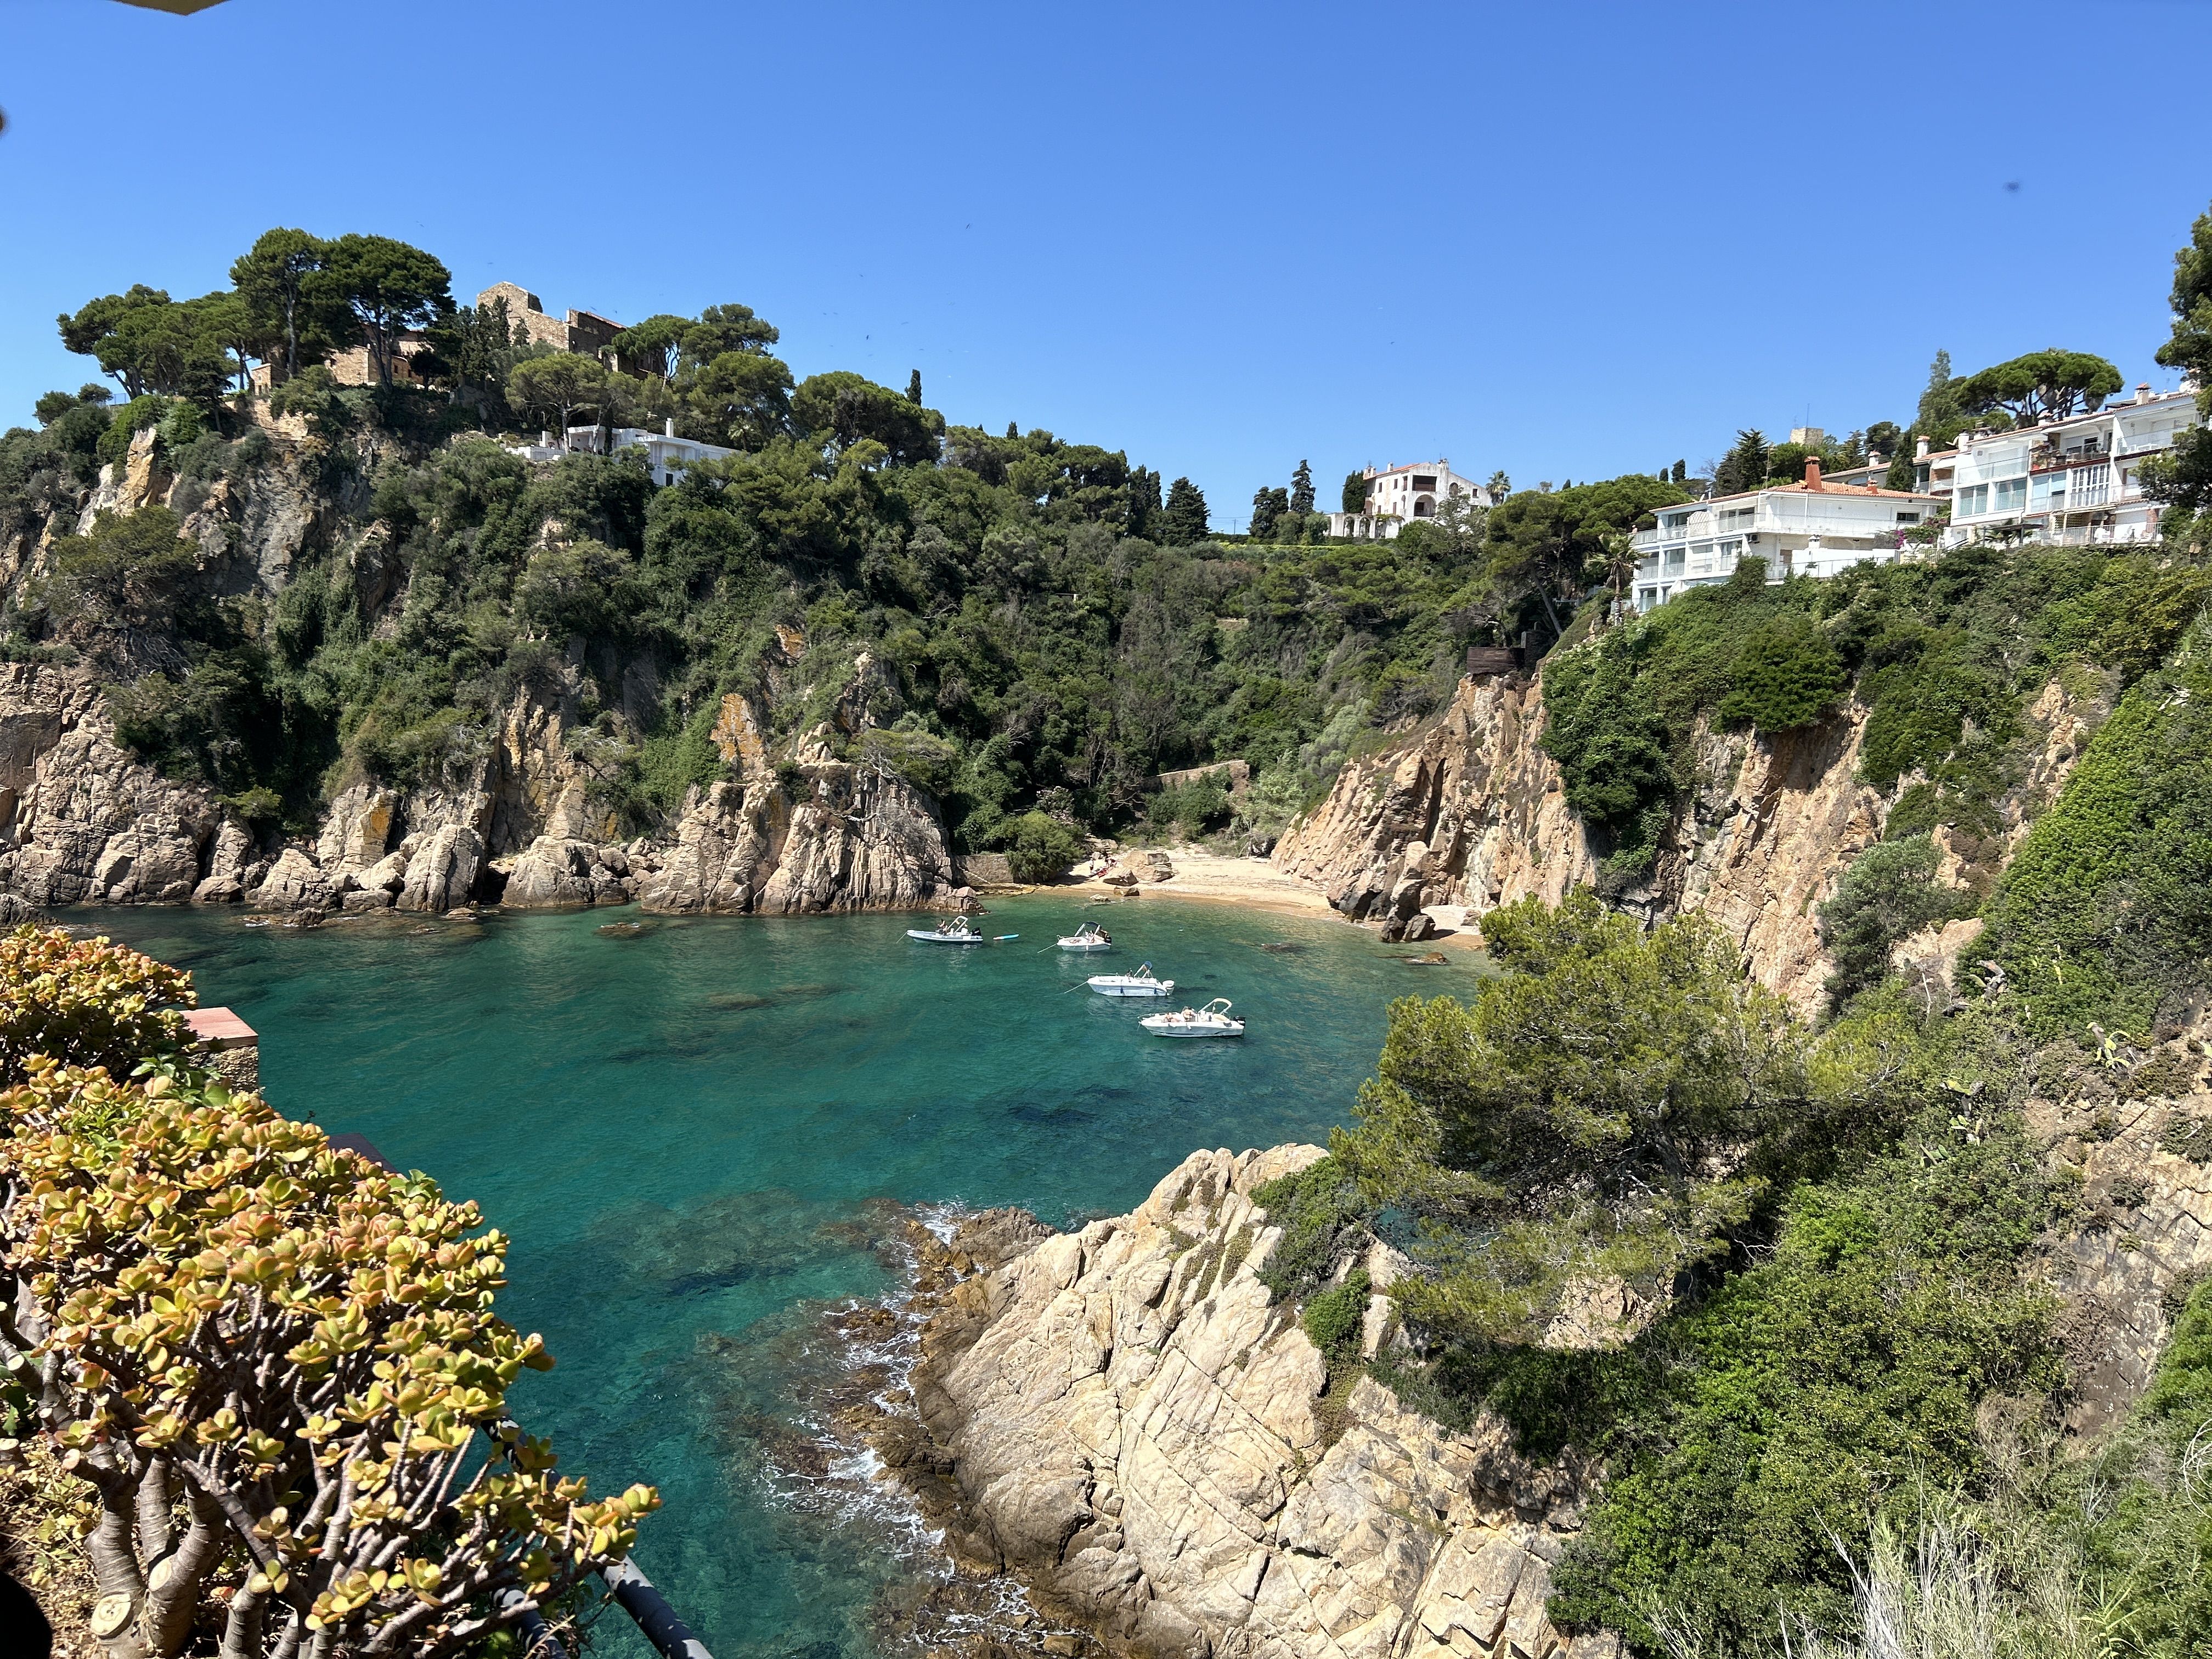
[{"left": 1329, "top": 460, "right": 1490, "bottom": 540}]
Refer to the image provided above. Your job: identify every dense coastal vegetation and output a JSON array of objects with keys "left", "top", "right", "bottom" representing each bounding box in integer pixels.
[{"left": 1231, "top": 209, "right": 2212, "bottom": 1655}]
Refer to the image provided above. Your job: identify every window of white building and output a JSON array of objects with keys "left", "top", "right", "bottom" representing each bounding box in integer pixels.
[
  {"left": 1993, "top": 477, "right": 2025, "bottom": 513},
  {"left": 1956, "top": 484, "right": 1990, "bottom": 517}
]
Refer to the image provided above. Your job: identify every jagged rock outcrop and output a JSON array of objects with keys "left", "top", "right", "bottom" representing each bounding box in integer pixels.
[
  {"left": 638, "top": 761, "right": 951, "bottom": 915},
  {"left": 0, "top": 663, "right": 236, "bottom": 907},
  {"left": 2028, "top": 1037, "right": 2212, "bottom": 1435},
  {"left": 1273, "top": 674, "right": 1595, "bottom": 940},
  {"left": 1274, "top": 667, "right": 2104, "bottom": 1011},
  {"left": 503, "top": 836, "right": 635, "bottom": 907},
  {"left": 889, "top": 1147, "right": 1617, "bottom": 1659}
]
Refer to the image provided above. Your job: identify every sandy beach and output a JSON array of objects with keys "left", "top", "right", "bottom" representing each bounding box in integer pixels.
[{"left": 1056, "top": 850, "right": 1486, "bottom": 949}]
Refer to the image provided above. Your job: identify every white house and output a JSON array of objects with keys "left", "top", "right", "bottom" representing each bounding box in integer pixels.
[
  {"left": 1328, "top": 460, "right": 1491, "bottom": 539},
  {"left": 506, "top": 419, "right": 736, "bottom": 486},
  {"left": 1630, "top": 461, "right": 1943, "bottom": 612},
  {"left": 1942, "top": 383, "right": 2198, "bottom": 547}
]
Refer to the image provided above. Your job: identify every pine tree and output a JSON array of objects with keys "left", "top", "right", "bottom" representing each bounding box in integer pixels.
[
  {"left": 1006, "top": 421, "right": 1019, "bottom": 438},
  {"left": 1289, "top": 459, "right": 1314, "bottom": 515},
  {"left": 1162, "top": 477, "right": 1210, "bottom": 545},
  {"left": 1714, "top": 430, "right": 1769, "bottom": 496},
  {"left": 906, "top": 369, "right": 922, "bottom": 403}
]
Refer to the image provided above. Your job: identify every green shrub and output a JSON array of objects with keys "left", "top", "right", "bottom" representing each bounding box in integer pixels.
[
  {"left": 1302, "top": 1268, "right": 1372, "bottom": 1356},
  {"left": 1818, "top": 834, "right": 1970, "bottom": 1008},
  {"left": 1004, "top": 810, "right": 1082, "bottom": 882},
  {"left": 95, "top": 395, "right": 169, "bottom": 469},
  {"left": 1718, "top": 613, "right": 1846, "bottom": 732},
  {"left": 268, "top": 363, "right": 350, "bottom": 436},
  {"left": 1978, "top": 642, "right": 2212, "bottom": 1034},
  {"left": 1150, "top": 776, "right": 1231, "bottom": 837},
  {"left": 2159, "top": 1114, "right": 2212, "bottom": 1163},
  {"left": 1253, "top": 1155, "right": 1370, "bottom": 1303},
  {"left": 1548, "top": 1110, "right": 2062, "bottom": 1651}
]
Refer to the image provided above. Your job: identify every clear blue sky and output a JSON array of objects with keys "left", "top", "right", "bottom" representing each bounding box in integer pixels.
[{"left": 4, "top": 0, "right": 2210, "bottom": 525}]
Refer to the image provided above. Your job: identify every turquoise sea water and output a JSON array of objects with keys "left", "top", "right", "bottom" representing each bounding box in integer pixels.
[{"left": 83, "top": 896, "right": 1462, "bottom": 1659}]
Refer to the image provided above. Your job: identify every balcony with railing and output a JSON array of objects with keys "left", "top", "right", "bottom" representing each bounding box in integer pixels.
[{"left": 2067, "top": 462, "right": 2112, "bottom": 508}]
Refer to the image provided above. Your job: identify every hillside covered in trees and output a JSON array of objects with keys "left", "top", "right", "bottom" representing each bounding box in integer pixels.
[{"left": 0, "top": 228, "right": 1694, "bottom": 867}]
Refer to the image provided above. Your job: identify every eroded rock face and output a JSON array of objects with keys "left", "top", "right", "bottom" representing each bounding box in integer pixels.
[
  {"left": 1272, "top": 675, "right": 1595, "bottom": 936},
  {"left": 503, "top": 836, "right": 635, "bottom": 907},
  {"left": 396, "top": 824, "right": 485, "bottom": 914},
  {"left": 0, "top": 663, "right": 232, "bottom": 908},
  {"left": 638, "top": 763, "right": 952, "bottom": 916},
  {"left": 1274, "top": 667, "right": 2106, "bottom": 1013},
  {"left": 2028, "top": 1046, "right": 2212, "bottom": 1435},
  {"left": 891, "top": 1147, "right": 1617, "bottom": 1659}
]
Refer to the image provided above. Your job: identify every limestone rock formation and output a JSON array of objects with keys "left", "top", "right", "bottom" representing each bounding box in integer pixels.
[
  {"left": 890, "top": 1146, "right": 1617, "bottom": 1659},
  {"left": 639, "top": 762, "right": 952, "bottom": 915}
]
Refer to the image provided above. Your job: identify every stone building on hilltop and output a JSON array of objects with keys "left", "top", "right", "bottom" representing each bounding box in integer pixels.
[{"left": 476, "top": 281, "right": 627, "bottom": 363}]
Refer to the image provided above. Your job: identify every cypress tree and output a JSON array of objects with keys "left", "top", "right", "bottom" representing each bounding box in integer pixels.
[
  {"left": 1128, "top": 466, "right": 1164, "bottom": 538},
  {"left": 1289, "top": 459, "right": 1314, "bottom": 515},
  {"left": 906, "top": 369, "right": 922, "bottom": 403}
]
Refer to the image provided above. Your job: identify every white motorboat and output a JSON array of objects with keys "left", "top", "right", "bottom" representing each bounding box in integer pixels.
[
  {"left": 1087, "top": 962, "right": 1173, "bottom": 997},
  {"left": 1056, "top": 922, "right": 1114, "bottom": 952},
  {"left": 908, "top": 915, "right": 986, "bottom": 944},
  {"left": 1141, "top": 998, "right": 1245, "bottom": 1038}
]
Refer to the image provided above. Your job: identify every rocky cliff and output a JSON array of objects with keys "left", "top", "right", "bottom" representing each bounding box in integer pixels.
[
  {"left": 0, "top": 416, "right": 959, "bottom": 920},
  {"left": 1273, "top": 667, "right": 2105, "bottom": 1012},
  {"left": 877, "top": 1147, "right": 1618, "bottom": 1659}
]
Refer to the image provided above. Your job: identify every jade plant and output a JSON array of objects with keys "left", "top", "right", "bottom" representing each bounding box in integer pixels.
[{"left": 0, "top": 928, "right": 656, "bottom": 1658}]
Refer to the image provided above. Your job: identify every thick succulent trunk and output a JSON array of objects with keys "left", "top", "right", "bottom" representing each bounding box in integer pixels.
[
  {"left": 218, "top": 1582, "right": 264, "bottom": 1659},
  {"left": 145, "top": 1488, "right": 228, "bottom": 1656},
  {"left": 83, "top": 1465, "right": 150, "bottom": 1659}
]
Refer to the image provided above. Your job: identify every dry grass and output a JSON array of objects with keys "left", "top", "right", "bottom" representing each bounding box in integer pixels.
[{"left": 0, "top": 1440, "right": 101, "bottom": 1658}]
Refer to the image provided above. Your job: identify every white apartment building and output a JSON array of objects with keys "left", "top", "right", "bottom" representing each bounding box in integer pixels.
[
  {"left": 1328, "top": 460, "right": 1490, "bottom": 539},
  {"left": 1630, "top": 461, "right": 1943, "bottom": 612},
  {"left": 1942, "top": 383, "right": 2198, "bottom": 546},
  {"left": 507, "top": 419, "right": 736, "bottom": 486}
]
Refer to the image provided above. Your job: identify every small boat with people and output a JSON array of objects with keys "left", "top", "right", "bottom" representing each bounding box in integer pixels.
[
  {"left": 1056, "top": 922, "right": 1113, "bottom": 951},
  {"left": 908, "top": 915, "right": 988, "bottom": 945},
  {"left": 1087, "top": 962, "right": 1173, "bottom": 997},
  {"left": 1140, "top": 998, "right": 1245, "bottom": 1038}
]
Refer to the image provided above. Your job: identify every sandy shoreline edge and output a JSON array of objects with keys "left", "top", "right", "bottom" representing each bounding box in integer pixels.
[{"left": 1022, "top": 850, "right": 1486, "bottom": 949}]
